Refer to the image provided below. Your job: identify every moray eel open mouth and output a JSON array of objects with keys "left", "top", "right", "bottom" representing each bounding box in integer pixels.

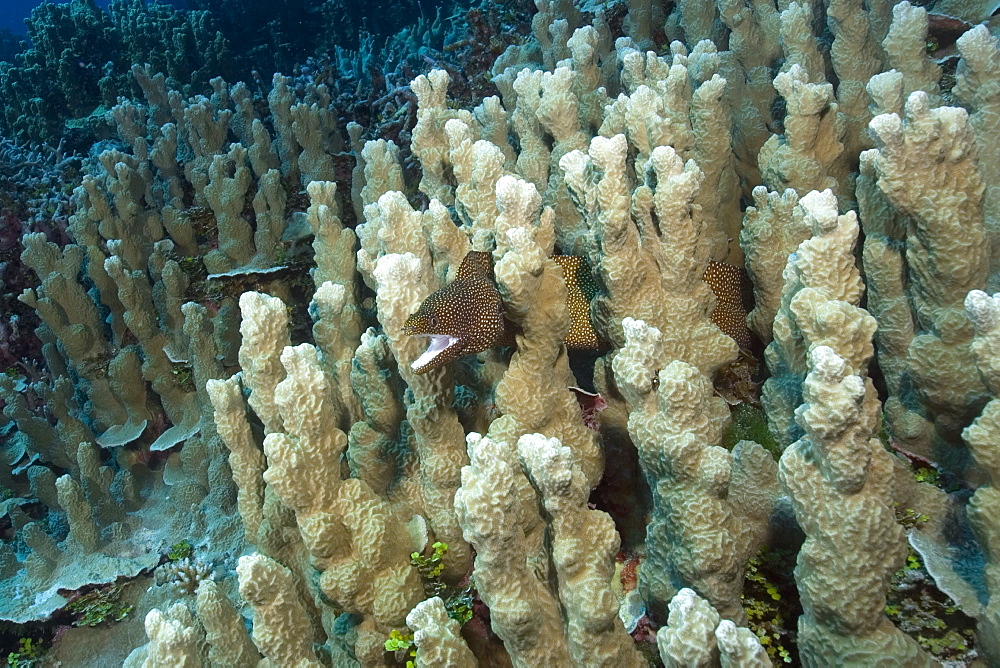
[
  {"left": 403, "top": 250, "right": 606, "bottom": 373},
  {"left": 402, "top": 251, "right": 510, "bottom": 374},
  {"left": 408, "top": 334, "right": 463, "bottom": 373}
]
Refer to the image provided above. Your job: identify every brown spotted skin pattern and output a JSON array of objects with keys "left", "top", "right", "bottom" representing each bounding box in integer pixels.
[
  {"left": 404, "top": 251, "right": 605, "bottom": 373},
  {"left": 703, "top": 260, "right": 753, "bottom": 350},
  {"left": 403, "top": 251, "right": 513, "bottom": 373},
  {"left": 551, "top": 255, "right": 602, "bottom": 351}
]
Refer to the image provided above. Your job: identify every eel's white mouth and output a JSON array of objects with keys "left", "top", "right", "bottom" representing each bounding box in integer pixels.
[{"left": 411, "top": 334, "right": 461, "bottom": 371}]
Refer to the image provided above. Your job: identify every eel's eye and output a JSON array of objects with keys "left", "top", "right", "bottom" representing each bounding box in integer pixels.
[{"left": 428, "top": 315, "right": 440, "bottom": 328}]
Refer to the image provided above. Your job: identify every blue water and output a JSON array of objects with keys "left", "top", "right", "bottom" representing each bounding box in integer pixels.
[
  {"left": 1, "top": 0, "right": 46, "bottom": 35},
  {"left": 1, "top": 0, "right": 186, "bottom": 36}
]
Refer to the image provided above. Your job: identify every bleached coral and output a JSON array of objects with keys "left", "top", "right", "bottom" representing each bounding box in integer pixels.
[
  {"left": 780, "top": 347, "right": 932, "bottom": 665},
  {"left": 761, "top": 189, "right": 874, "bottom": 447},
  {"left": 237, "top": 553, "right": 323, "bottom": 667},
  {"left": 562, "top": 135, "right": 738, "bottom": 377},
  {"left": 139, "top": 604, "right": 204, "bottom": 668},
  {"left": 657, "top": 588, "right": 770, "bottom": 668},
  {"left": 454, "top": 433, "right": 572, "bottom": 667},
  {"left": 455, "top": 432, "right": 642, "bottom": 668},
  {"left": 614, "top": 318, "right": 777, "bottom": 623},
  {"left": 864, "top": 90, "right": 990, "bottom": 468},
  {"left": 406, "top": 597, "right": 477, "bottom": 667}
]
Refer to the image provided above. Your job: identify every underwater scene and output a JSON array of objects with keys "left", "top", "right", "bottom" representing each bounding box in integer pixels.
[{"left": 1, "top": 0, "right": 999, "bottom": 665}]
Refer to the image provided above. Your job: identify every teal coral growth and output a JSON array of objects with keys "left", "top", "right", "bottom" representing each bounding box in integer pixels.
[{"left": 0, "top": 0, "right": 999, "bottom": 665}]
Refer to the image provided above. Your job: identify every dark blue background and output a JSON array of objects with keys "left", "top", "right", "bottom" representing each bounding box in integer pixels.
[{"left": 2, "top": 0, "right": 186, "bottom": 36}]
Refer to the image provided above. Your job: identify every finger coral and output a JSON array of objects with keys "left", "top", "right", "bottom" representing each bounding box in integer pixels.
[{"left": 2, "top": 0, "right": 996, "bottom": 666}]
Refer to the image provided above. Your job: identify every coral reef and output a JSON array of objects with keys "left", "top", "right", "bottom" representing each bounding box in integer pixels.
[{"left": 1, "top": 0, "right": 998, "bottom": 665}]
